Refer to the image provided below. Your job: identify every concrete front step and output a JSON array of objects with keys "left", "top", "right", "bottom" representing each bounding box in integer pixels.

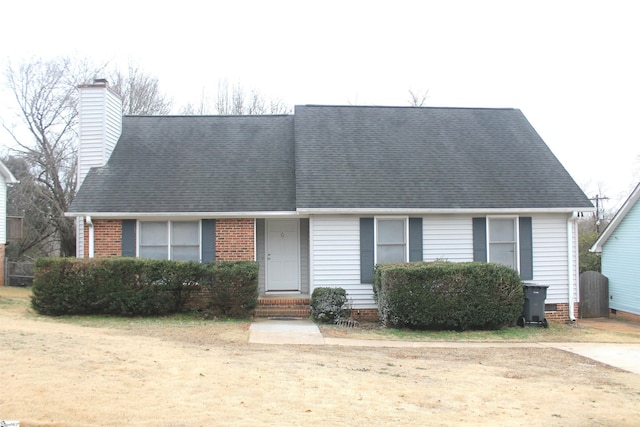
[{"left": 254, "top": 295, "right": 311, "bottom": 318}]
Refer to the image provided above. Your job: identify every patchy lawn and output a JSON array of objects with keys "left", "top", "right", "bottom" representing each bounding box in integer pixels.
[{"left": 1, "top": 287, "right": 640, "bottom": 426}]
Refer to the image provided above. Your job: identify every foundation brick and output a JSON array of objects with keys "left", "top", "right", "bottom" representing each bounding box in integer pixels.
[{"left": 609, "top": 309, "right": 640, "bottom": 323}]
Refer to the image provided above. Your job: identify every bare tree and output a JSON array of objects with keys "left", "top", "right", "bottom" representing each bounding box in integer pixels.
[
  {"left": 2, "top": 57, "right": 99, "bottom": 257},
  {"left": 1, "top": 155, "right": 57, "bottom": 259},
  {"left": 109, "top": 64, "right": 173, "bottom": 115},
  {"left": 2, "top": 57, "right": 174, "bottom": 258},
  {"left": 180, "top": 80, "right": 291, "bottom": 115},
  {"left": 408, "top": 89, "right": 430, "bottom": 107}
]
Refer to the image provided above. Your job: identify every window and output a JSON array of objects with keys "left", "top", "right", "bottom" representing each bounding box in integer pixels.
[
  {"left": 376, "top": 218, "right": 407, "bottom": 264},
  {"left": 139, "top": 221, "right": 200, "bottom": 261},
  {"left": 488, "top": 217, "right": 517, "bottom": 270}
]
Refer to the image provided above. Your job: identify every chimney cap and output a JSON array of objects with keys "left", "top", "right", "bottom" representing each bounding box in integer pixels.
[{"left": 78, "top": 78, "right": 110, "bottom": 89}]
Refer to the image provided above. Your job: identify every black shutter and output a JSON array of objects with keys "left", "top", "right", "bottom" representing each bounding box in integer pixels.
[
  {"left": 201, "top": 219, "right": 216, "bottom": 263},
  {"left": 519, "top": 217, "right": 533, "bottom": 280},
  {"left": 472, "top": 217, "right": 487, "bottom": 262},
  {"left": 408, "top": 217, "right": 423, "bottom": 262},
  {"left": 360, "top": 218, "right": 375, "bottom": 284},
  {"left": 121, "top": 220, "right": 136, "bottom": 257}
]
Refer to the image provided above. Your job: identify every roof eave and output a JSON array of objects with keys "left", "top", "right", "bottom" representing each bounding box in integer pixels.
[
  {"left": 296, "top": 207, "right": 595, "bottom": 215},
  {"left": 65, "top": 211, "right": 301, "bottom": 219},
  {"left": 590, "top": 182, "right": 640, "bottom": 253}
]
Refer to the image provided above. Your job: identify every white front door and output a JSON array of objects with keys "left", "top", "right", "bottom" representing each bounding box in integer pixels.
[{"left": 266, "top": 219, "right": 300, "bottom": 292}]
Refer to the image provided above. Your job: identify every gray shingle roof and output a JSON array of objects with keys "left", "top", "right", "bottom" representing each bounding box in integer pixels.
[
  {"left": 69, "top": 106, "right": 593, "bottom": 214},
  {"left": 294, "top": 105, "right": 593, "bottom": 210},
  {"left": 70, "top": 115, "right": 295, "bottom": 213}
]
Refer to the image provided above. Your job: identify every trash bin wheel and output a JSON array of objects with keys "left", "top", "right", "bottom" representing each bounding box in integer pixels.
[
  {"left": 517, "top": 316, "right": 525, "bottom": 327},
  {"left": 542, "top": 318, "right": 549, "bottom": 329}
]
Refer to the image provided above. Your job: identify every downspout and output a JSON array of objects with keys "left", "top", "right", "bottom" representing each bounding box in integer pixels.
[
  {"left": 86, "top": 216, "right": 94, "bottom": 258},
  {"left": 567, "top": 212, "right": 578, "bottom": 321}
]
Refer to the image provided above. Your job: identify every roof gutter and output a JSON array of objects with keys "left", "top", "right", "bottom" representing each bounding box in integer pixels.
[
  {"left": 296, "top": 207, "right": 596, "bottom": 215},
  {"left": 65, "top": 211, "right": 301, "bottom": 219}
]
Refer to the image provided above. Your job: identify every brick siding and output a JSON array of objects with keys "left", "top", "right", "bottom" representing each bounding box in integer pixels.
[
  {"left": 216, "top": 218, "right": 254, "bottom": 261},
  {"left": 86, "top": 219, "right": 123, "bottom": 258}
]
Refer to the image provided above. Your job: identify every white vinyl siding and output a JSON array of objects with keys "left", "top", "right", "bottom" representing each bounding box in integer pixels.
[
  {"left": 77, "top": 86, "right": 122, "bottom": 186},
  {"left": 531, "top": 214, "right": 570, "bottom": 304},
  {"left": 309, "top": 213, "right": 575, "bottom": 309},
  {"left": 423, "top": 215, "right": 473, "bottom": 262},
  {"left": 310, "top": 216, "right": 376, "bottom": 309}
]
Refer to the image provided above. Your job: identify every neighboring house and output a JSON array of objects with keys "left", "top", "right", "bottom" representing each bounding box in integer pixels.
[
  {"left": 67, "top": 80, "right": 594, "bottom": 321},
  {"left": 590, "top": 183, "right": 640, "bottom": 320},
  {"left": 0, "top": 160, "right": 19, "bottom": 286}
]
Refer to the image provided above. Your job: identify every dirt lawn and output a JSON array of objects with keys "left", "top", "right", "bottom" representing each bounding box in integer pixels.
[{"left": 1, "top": 287, "right": 640, "bottom": 426}]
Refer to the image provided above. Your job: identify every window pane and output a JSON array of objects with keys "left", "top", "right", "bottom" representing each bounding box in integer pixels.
[
  {"left": 172, "top": 221, "right": 199, "bottom": 245},
  {"left": 378, "top": 220, "right": 405, "bottom": 243},
  {"left": 490, "top": 242, "right": 517, "bottom": 269},
  {"left": 377, "top": 245, "right": 405, "bottom": 264},
  {"left": 140, "top": 222, "right": 168, "bottom": 245},
  {"left": 140, "top": 246, "right": 168, "bottom": 260},
  {"left": 172, "top": 246, "right": 200, "bottom": 262},
  {"left": 489, "top": 218, "right": 515, "bottom": 242}
]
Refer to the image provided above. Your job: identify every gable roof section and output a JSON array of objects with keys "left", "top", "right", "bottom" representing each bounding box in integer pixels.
[
  {"left": 69, "top": 105, "right": 593, "bottom": 216},
  {"left": 294, "top": 106, "right": 593, "bottom": 211},
  {"left": 70, "top": 115, "right": 296, "bottom": 214},
  {"left": 590, "top": 182, "right": 640, "bottom": 253}
]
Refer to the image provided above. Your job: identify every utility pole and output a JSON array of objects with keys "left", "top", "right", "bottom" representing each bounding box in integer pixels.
[{"left": 589, "top": 194, "right": 609, "bottom": 233}]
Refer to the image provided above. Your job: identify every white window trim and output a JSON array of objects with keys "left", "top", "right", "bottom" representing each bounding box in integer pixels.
[
  {"left": 374, "top": 216, "right": 409, "bottom": 264},
  {"left": 137, "top": 220, "right": 202, "bottom": 262},
  {"left": 486, "top": 215, "right": 520, "bottom": 272}
]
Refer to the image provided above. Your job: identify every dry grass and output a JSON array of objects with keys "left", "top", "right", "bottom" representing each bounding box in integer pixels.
[{"left": 2, "top": 286, "right": 640, "bottom": 426}]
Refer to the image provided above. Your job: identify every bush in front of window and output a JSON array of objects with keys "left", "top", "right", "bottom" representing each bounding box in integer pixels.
[
  {"left": 310, "top": 287, "right": 351, "bottom": 323},
  {"left": 201, "top": 261, "right": 259, "bottom": 318},
  {"left": 373, "top": 261, "right": 524, "bottom": 331},
  {"left": 31, "top": 258, "right": 257, "bottom": 318}
]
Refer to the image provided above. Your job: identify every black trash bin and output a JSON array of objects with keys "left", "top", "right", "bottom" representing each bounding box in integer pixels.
[{"left": 517, "top": 283, "right": 549, "bottom": 328}]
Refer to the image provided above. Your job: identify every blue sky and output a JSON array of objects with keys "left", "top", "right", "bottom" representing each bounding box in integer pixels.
[{"left": 1, "top": 0, "right": 638, "bottom": 211}]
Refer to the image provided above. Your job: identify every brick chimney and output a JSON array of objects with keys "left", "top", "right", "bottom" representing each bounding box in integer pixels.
[{"left": 77, "top": 79, "right": 123, "bottom": 187}]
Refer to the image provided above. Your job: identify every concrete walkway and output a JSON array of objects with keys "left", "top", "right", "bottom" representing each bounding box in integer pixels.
[{"left": 249, "top": 318, "right": 640, "bottom": 375}]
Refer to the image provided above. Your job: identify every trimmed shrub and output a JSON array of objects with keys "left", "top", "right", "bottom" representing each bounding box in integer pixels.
[
  {"left": 311, "top": 287, "right": 350, "bottom": 323},
  {"left": 374, "top": 261, "right": 524, "bottom": 331},
  {"left": 31, "top": 258, "right": 259, "bottom": 318},
  {"left": 203, "top": 261, "right": 259, "bottom": 318}
]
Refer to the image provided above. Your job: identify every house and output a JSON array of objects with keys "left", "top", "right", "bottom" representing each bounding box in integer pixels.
[
  {"left": 0, "top": 160, "right": 19, "bottom": 286},
  {"left": 67, "top": 80, "right": 594, "bottom": 321},
  {"left": 590, "top": 183, "right": 640, "bottom": 321}
]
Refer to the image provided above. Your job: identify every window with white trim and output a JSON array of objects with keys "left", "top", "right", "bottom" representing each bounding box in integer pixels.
[
  {"left": 139, "top": 221, "right": 200, "bottom": 261},
  {"left": 488, "top": 217, "right": 518, "bottom": 270},
  {"left": 376, "top": 218, "right": 408, "bottom": 264}
]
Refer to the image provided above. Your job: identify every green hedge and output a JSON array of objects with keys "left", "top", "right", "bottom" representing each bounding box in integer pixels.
[
  {"left": 373, "top": 261, "right": 524, "bottom": 331},
  {"left": 31, "top": 258, "right": 258, "bottom": 318},
  {"left": 310, "top": 287, "right": 350, "bottom": 323}
]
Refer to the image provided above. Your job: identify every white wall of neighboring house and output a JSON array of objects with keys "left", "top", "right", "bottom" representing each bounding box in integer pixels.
[{"left": 1, "top": 160, "right": 18, "bottom": 286}]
